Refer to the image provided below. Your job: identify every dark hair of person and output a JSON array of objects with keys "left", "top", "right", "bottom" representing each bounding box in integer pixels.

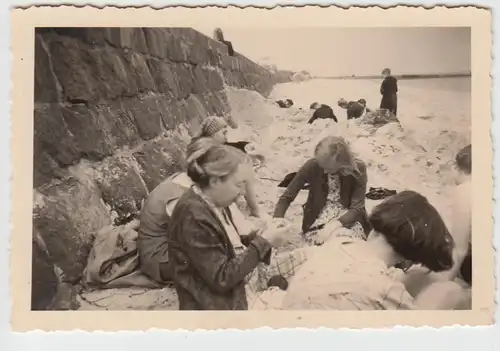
[
  {"left": 369, "top": 190, "right": 455, "bottom": 272},
  {"left": 186, "top": 137, "right": 246, "bottom": 189},
  {"left": 455, "top": 144, "right": 471, "bottom": 174}
]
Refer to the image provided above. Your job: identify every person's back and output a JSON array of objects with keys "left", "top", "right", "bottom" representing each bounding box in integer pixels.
[
  {"left": 308, "top": 103, "right": 338, "bottom": 124},
  {"left": 137, "top": 173, "right": 190, "bottom": 283},
  {"left": 346, "top": 101, "right": 366, "bottom": 120}
]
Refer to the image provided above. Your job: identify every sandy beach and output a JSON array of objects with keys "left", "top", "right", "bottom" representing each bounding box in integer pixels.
[{"left": 77, "top": 77, "right": 471, "bottom": 310}]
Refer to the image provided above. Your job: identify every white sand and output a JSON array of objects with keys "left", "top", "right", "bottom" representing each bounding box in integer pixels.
[{"left": 78, "top": 77, "right": 470, "bottom": 310}]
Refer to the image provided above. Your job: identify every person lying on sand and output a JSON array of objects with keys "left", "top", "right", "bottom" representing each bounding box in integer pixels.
[
  {"left": 380, "top": 68, "right": 398, "bottom": 116},
  {"left": 195, "top": 116, "right": 265, "bottom": 218},
  {"left": 400, "top": 144, "right": 472, "bottom": 298},
  {"left": 273, "top": 136, "right": 371, "bottom": 245},
  {"left": 282, "top": 190, "right": 470, "bottom": 310},
  {"left": 276, "top": 99, "right": 294, "bottom": 108},
  {"left": 167, "top": 138, "right": 308, "bottom": 310},
  {"left": 307, "top": 102, "right": 338, "bottom": 124}
]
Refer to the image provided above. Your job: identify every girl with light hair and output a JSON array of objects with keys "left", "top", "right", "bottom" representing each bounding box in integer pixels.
[{"left": 274, "top": 136, "right": 370, "bottom": 245}]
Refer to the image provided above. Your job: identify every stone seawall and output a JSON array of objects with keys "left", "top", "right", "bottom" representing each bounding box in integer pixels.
[{"left": 32, "top": 27, "right": 288, "bottom": 310}]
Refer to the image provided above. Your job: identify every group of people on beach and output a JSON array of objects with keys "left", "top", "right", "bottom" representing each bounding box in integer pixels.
[
  {"left": 136, "top": 95, "right": 472, "bottom": 310},
  {"left": 305, "top": 68, "right": 399, "bottom": 124}
]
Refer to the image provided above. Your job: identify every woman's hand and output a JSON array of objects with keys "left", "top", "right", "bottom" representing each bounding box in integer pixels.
[
  {"left": 313, "top": 220, "right": 342, "bottom": 246},
  {"left": 260, "top": 218, "right": 293, "bottom": 247}
]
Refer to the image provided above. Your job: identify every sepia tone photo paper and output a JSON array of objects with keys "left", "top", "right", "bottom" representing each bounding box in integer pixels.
[{"left": 10, "top": 5, "right": 493, "bottom": 331}]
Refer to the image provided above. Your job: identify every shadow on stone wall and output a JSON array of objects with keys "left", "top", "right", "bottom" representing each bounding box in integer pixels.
[{"left": 32, "top": 27, "right": 289, "bottom": 310}]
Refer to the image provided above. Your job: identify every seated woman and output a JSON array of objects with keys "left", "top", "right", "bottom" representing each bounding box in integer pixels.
[
  {"left": 168, "top": 138, "right": 295, "bottom": 310},
  {"left": 196, "top": 116, "right": 265, "bottom": 218},
  {"left": 401, "top": 144, "right": 472, "bottom": 297},
  {"left": 282, "top": 190, "right": 468, "bottom": 310},
  {"left": 137, "top": 172, "right": 189, "bottom": 284},
  {"left": 273, "top": 136, "right": 371, "bottom": 244}
]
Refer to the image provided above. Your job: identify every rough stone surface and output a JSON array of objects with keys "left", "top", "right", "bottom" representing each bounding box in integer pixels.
[
  {"left": 33, "top": 178, "right": 112, "bottom": 282},
  {"left": 31, "top": 238, "right": 59, "bottom": 310},
  {"left": 48, "top": 36, "right": 97, "bottom": 102},
  {"left": 121, "top": 95, "right": 164, "bottom": 140},
  {"left": 33, "top": 27, "right": 290, "bottom": 307},
  {"left": 133, "top": 139, "right": 186, "bottom": 191},
  {"left": 146, "top": 58, "right": 180, "bottom": 97},
  {"left": 60, "top": 104, "right": 115, "bottom": 161},
  {"left": 94, "top": 156, "right": 148, "bottom": 221},
  {"left": 34, "top": 35, "right": 60, "bottom": 102}
]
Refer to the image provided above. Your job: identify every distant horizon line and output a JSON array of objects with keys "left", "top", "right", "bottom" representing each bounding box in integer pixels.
[{"left": 311, "top": 73, "right": 471, "bottom": 80}]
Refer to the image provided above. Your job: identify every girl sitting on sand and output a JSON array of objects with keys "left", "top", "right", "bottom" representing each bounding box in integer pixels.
[
  {"left": 281, "top": 190, "right": 469, "bottom": 310},
  {"left": 273, "top": 136, "right": 371, "bottom": 245},
  {"left": 195, "top": 116, "right": 265, "bottom": 218}
]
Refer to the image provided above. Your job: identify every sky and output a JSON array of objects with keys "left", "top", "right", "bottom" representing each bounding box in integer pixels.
[{"left": 196, "top": 27, "right": 471, "bottom": 77}]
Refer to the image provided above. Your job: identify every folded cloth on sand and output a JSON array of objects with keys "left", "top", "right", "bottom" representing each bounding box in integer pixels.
[
  {"left": 82, "top": 220, "right": 162, "bottom": 290},
  {"left": 366, "top": 187, "right": 397, "bottom": 200}
]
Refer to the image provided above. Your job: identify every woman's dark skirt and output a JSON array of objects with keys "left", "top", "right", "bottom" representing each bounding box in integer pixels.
[{"left": 380, "top": 93, "right": 398, "bottom": 116}]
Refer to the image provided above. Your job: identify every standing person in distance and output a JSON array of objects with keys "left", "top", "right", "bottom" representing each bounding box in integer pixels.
[{"left": 380, "top": 68, "right": 398, "bottom": 116}]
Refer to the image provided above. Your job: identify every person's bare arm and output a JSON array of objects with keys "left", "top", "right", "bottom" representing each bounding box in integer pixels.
[
  {"left": 447, "top": 181, "right": 471, "bottom": 280},
  {"left": 244, "top": 179, "right": 261, "bottom": 218}
]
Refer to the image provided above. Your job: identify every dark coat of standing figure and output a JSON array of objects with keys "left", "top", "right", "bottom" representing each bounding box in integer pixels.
[
  {"left": 308, "top": 102, "right": 338, "bottom": 124},
  {"left": 380, "top": 68, "right": 398, "bottom": 116}
]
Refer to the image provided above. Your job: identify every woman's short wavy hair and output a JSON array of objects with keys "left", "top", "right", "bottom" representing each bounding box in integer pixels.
[{"left": 186, "top": 137, "right": 247, "bottom": 188}]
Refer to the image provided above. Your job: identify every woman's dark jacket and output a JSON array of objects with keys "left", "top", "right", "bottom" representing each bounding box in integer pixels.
[
  {"left": 273, "top": 158, "right": 371, "bottom": 234},
  {"left": 168, "top": 188, "right": 272, "bottom": 310}
]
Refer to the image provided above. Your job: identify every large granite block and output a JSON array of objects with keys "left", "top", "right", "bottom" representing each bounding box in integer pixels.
[
  {"left": 34, "top": 35, "right": 60, "bottom": 102},
  {"left": 165, "top": 29, "right": 189, "bottom": 62},
  {"left": 94, "top": 156, "right": 148, "bottom": 221},
  {"left": 143, "top": 28, "right": 169, "bottom": 59},
  {"left": 203, "top": 67, "right": 224, "bottom": 92},
  {"left": 121, "top": 95, "right": 163, "bottom": 140},
  {"left": 100, "top": 48, "right": 138, "bottom": 98},
  {"left": 133, "top": 139, "right": 186, "bottom": 191},
  {"left": 91, "top": 101, "right": 141, "bottom": 149},
  {"left": 34, "top": 179, "right": 112, "bottom": 282},
  {"left": 48, "top": 36, "right": 97, "bottom": 102},
  {"left": 108, "top": 28, "right": 149, "bottom": 54},
  {"left": 122, "top": 51, "right": 156, "bottom": 93},
  {"left": 61, "top": 104, "right": 114, "bottom": 161},
  {"left": 31, "top": 238, "right": 58, "bottom": 310},
  {"left": 156, "top": 95, "right": 185, "bottom": 130},
  {"left": 52, "top": 28, "right": 109, "bottom": 46},
  {"left": 190, "top": 65, "right": 209, "bottom": 95},
  {"left": 170, "top": 63, "right": 194, "bottom": 100},
  {"left": 147, "top": 58, "right": 181, "bottom": 97},
  {"left": 185, "top": 94, "right": 209, "bottom": 124},
  {"left": 34, "top": 104, "right": 81, "bottom": 167},
  {"left": 33, "top": 141, "right": 63, "bottom": 188}
]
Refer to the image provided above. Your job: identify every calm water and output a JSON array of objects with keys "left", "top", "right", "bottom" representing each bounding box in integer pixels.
[{"left": 398, "top": 77, "right": 471, "bottom": 93}]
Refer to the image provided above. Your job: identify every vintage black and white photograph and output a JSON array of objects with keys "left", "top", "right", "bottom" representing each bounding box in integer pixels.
[{"left": 11, "top": 5, "right": 493, "bottom": 330}]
